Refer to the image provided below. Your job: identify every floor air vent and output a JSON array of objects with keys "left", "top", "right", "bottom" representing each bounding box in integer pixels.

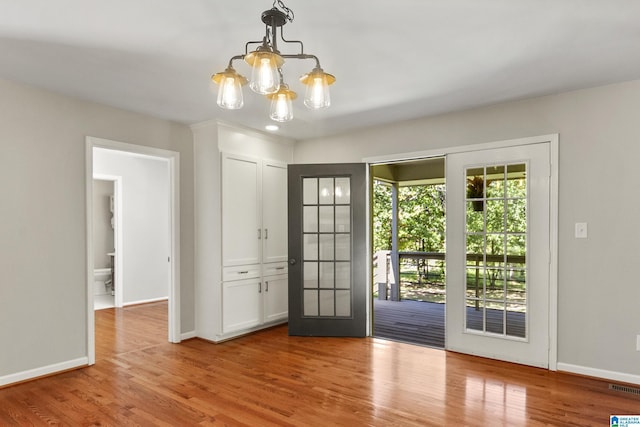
[{"left": 609, "top": 383, "right": 640, "bottom": 396}]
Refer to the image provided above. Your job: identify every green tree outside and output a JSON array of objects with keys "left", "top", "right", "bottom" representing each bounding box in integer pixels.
[{"left": 372, "top": 174, "right": 527, "bottom": 304}]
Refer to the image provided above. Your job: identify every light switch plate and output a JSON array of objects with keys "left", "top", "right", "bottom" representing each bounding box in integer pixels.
[{"left": 575, "top": 222, "right": 588, "bottom": 239}]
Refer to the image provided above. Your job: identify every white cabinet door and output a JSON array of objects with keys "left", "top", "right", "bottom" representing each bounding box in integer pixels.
[
  {"left": 222, "top": 154, "right": 261, "bottom": 266},
  {"left": 220, "top": 152, "right": 289, "bottom": 339},
  {"left": 262, "top": 161, "right": 288, "bottom": 263},
  {"left": 222, "top": 279, "right": 262, "bottom": 333},
  {"left": 263, "top": 275, "right": 288, "bottom": 323}
]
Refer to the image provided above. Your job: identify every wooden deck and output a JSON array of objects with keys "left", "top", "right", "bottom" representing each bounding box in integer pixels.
[
  {"left": 373, "top": 299, "right": 445, "bottom": 347},
  {"left": 373, "top": 300, "right": 526, "bottom": 347}
]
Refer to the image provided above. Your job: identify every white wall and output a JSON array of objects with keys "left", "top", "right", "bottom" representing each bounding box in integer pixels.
[
  {"left": 0, "top": 78, "right": 194, "bottom": 384},
  {"left": 94, "top": 148, "right": 170, "bottom": 305},
  {"left": 294, "top": 79, "right": 640, "bottom": 383},
  {"left": 92, "top": 180, "right": 114, "bottom": 269},
  {"left": 192, "top": 122, "right": 220, "bottom": 342}
]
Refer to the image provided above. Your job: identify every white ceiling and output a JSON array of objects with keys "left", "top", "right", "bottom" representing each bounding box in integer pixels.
[{"left": 1, "top": 0, "right": 640, "bottom": 140}]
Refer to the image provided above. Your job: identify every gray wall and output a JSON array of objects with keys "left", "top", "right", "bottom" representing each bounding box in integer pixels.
[
  {"left": 294, "top": 79, "right": 640, "bottom": 381},
  {"left": 92, "top": 180, "right": 114, "bottom": 269},
  {"left": 0, "top": 78, "right": 194, "bottom": 381},
  {"left": 94, "top": 148, "right": 170, "bottom": 305}
]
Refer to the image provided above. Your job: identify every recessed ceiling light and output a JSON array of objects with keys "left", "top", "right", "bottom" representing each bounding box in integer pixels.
[{"left": 265, "top": 125, "right": 279, "bottom": 131}]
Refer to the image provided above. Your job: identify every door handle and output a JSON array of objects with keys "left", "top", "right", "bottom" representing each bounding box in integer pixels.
[
  {"left": 289, "top": 258, "right": 297, "bottom": 265},
  {"left": 258, "top": 229, "right": 262, "bottom": 240},
  {"left": 259, "top": 282, "right": 262, "bottom": 293},
  {"left": 265, "top": 281, "right": 269, "bottom": 292},
  {"left": 264, "top": 228, "right": 268, "bottom": 239}
]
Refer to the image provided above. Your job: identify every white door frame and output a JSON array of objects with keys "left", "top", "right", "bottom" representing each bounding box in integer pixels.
[
  {"left": 363, "top": 134, "right": 559, "bottom": 370},
  {"left": 85, "top": 136, "right": 181, "bottom": 365}
]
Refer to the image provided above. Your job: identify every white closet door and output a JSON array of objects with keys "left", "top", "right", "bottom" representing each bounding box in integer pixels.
[
  {"left": 222, "top": 153, "right": 261, "bottom": 266},
  {"left": 262, "top": 161, "right": 288, "bottom": 263}
]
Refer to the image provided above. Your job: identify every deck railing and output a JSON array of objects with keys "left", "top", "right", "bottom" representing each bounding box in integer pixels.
[
  {"left": 374, "top": 251, "right": 445, "bottom": 302},
  {"left": 374, "top": 251, "right": 526, "bottom": 304}
]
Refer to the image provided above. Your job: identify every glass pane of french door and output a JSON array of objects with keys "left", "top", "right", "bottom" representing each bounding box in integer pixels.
[
  {"left": 302, "top": 176, "right": 352, "bottom": 317},
  {"left": 465, "top": 163, "right": 527, "bottom": 339}
]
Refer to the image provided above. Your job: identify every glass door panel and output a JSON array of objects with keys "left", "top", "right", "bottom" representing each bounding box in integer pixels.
[
  {"left": 464, "top": 163, "right": 528, "bottom": 339},
  {"left": 302, "top": 177, "right": 352, "bottom": 317}
]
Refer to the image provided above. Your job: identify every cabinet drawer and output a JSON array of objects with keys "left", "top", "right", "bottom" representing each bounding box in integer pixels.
[
  {"left": 263, "top": 262, "right": 288, "bottom": 277},
  {"left": 223, "top": 264, "right": 261, "bottom": 281}
]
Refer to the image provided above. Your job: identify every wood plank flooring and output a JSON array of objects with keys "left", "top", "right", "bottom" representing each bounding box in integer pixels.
[{"left": 1, "top": 301, "right": 639, "bottom": 426}]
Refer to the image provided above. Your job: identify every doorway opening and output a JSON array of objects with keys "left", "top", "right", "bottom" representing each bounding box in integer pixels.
[
  {"left": 85, "top": 137, "right": 181, "bottom": 365},
  {"left": 92, "top": 177, "right": 118, "bottom": 310},
  {"left": 364, "top": 134, "right": 557, "bottom": 368},
  {"left": 371, "top": 157, "right": 446, "bottom": 348}
]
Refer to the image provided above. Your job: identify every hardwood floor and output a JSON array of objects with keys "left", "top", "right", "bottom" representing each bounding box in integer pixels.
[{"left": 1, "top": 301, "right": 639, "bottom": 426}]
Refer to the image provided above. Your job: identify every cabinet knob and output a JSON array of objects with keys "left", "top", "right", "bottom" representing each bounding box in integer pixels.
[{"left": 289, "top": 258, "right": 297, "bottom": 265}]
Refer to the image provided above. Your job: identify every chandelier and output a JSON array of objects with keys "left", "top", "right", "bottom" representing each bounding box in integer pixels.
[{"left": 211, "top": 0, "right": 335, "bottom": 122}]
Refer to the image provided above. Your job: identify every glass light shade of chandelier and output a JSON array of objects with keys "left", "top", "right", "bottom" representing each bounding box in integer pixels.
[
  {"left": 300, "top": 67, "right": 335, "bottom": 109},
  {"left": 211, "top": 67, "right": 248, "bottom": 110},
  {"left": 245, "top": 47, "right": 284, "bottom": 95},
  {"left": 267, "top": 84, "right": 297, "bottom": 122}
]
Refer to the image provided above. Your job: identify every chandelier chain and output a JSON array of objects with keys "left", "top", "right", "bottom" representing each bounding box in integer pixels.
[{"left": 272, "top": 0, "right": 294, "bottom": 22}]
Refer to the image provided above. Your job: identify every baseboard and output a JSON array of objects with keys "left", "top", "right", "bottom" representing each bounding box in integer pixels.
[
  {"left": 123, "top": 296, "right": 168, "bottom": 307},
  {"left": 0, "top": 357, "right": 88, "bottom": 387},
  {"left": 181, "top": 330, "right": 197, "bottom": 340},
  {"left": 214, "top": 320, "right": 288, "bottom": 343},
  {"left": 557, "top": 362, "right": 640, "bottom": 386}
]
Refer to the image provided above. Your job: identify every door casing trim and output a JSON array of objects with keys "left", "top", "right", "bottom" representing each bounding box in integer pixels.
[{"left": 85, "top": 136, "right": 181, "bottom": 365}]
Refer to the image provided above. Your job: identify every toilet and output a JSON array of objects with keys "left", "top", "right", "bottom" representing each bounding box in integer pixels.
[{"left": 93, "top": 268, "right": 113, "bottom": 295}]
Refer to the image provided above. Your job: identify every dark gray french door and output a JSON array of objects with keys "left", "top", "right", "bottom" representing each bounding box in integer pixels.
[{"left": 288, "top": 163, "right": 367, "bottom": 337}]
